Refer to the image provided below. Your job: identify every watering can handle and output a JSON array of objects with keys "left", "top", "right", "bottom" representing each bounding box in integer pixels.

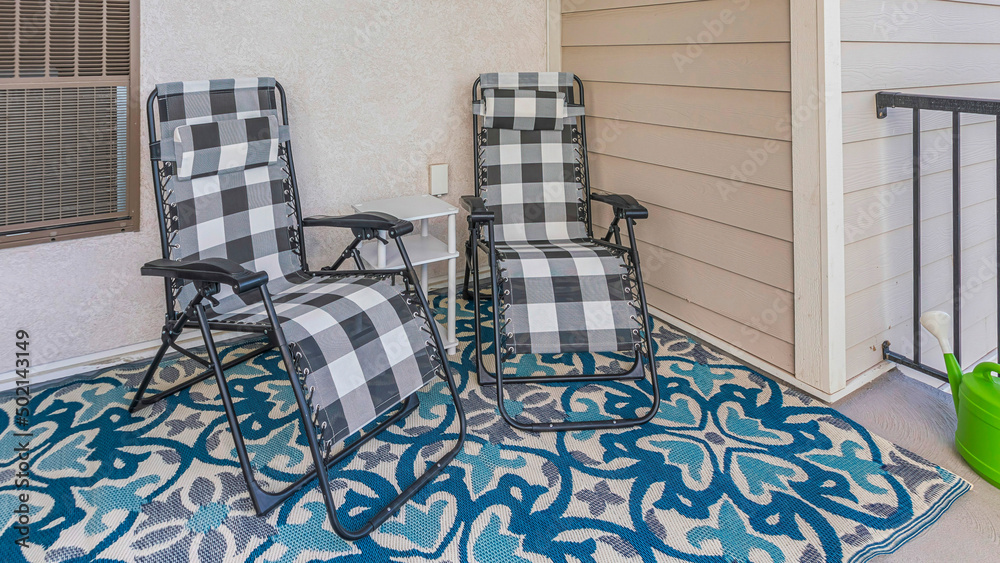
[{"left": 972, "top": 362, "right": 1000, "bottom": 382}]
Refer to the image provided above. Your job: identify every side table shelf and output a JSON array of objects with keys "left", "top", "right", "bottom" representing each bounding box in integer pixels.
[{"left": 352, "top": 195, "right": 459, "bottom": 355}]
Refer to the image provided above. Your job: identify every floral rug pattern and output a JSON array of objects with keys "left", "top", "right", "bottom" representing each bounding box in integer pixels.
[{"left": 0, "top": 296, "right": 969, "bottom": 562}]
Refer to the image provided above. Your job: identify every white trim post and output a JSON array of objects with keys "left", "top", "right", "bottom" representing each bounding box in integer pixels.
[{"left": 790, "top": 0, "right": 847, "bottom": 394}]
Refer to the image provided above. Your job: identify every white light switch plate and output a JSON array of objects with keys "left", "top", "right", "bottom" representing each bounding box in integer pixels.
[{"left": 430, "top": 163, "right": 448, "bottom": 196}]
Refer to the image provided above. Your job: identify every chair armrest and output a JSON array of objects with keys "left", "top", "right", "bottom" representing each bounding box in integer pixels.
[
  {"left": 592, "top": 192, "right": 648, "bottom": 220},
  {"left": 302, "top": 212, "right": 414, "bottom": 238},
  {"left": 141, "top": 257, "right": 269, "bottom": 294},
  {"left": 461, "top": 196, "right": 495, "bottom": 223}
]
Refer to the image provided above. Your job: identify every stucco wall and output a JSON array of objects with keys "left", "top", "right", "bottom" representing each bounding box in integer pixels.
[{"left": 0, "top": 0, "right": 547, "bottom": 369}]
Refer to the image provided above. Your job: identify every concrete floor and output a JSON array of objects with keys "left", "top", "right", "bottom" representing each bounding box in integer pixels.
[{"left": 834, "top": 369, "right": 1000, "bottom": 562}]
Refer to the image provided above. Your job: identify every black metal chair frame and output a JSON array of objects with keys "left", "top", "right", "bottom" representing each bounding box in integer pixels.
[
  {"left": 461, "top": 75, "right": 660, "bottom": 432},
  {"left": 130, "top": 83, "right": 466, "bottom": 540}
]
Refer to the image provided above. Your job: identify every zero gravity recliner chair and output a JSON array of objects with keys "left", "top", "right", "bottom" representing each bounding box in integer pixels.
[
  {"left": 462, "top": 72, "right": 660, "bottom": 432},
  {"left": 130, "top": 78, "right": 465, "bottom": 539}
]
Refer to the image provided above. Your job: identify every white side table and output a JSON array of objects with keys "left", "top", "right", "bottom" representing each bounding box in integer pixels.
[{"left": 352, "top": 195, "right": 460, "bottom": 355}]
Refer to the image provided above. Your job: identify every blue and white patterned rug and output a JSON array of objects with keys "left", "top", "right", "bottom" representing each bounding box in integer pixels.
[{"left": 0, "top": 295, "right": 969, "bottom": 562}]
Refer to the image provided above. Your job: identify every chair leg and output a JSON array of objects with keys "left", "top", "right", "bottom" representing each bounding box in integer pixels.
[
  {"left": 491, "top": 317, "right": 660, "bottom": 433},
  {"left": 462, "top": 238, "right": 473, "bottom": 301},
  {"left": 128, "top": 307, "right": 194, "bottom": 413},
  {"left": 470, "top": 228, "right": 494, "bottom": 386},
  {"left": 127, "top": 334, "right": 176, "bottom": 413},
  {"left": 236, "top": 394, "right": 422, "bottom": 517},
  {"left": 194, "top": 302, "right": 266, "bottom": 510},
  {"left": 129, "top": 302, "right": 275, "bottom": 413}
]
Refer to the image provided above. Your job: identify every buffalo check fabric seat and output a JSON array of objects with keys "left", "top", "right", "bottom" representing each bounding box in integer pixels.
[
  {"left": 475, "top": 89, "right": 584, "bottom": 131},
  {"left": 154, "top": 77, "right": 439, "bottom": 449},
  {"left": 480, "top": 127, "right": 587, "bottom": 243},
  {"left": 158, "top": 77, "right": 295, "bottom": 310},
  {"left": 466, "top": 72, "right": 659, "bottom": 431},
  {"left": 140, "top": 77, "right": 463, "bottom": 539},
  {"left": 167, "top": 162, "right": 299, "bottom": 311},
  {"left": 174, "top": 115, "right": 280, "bottom": 179},
  {"left": 474, "top": 72, "right": 640, "bottom": 356},
  {"left": 495, "top": 240, "right": 638, "bottom": 354},
  {"left": 156, "top": 77, "right": 290, "bottom": 162},
  {"left": 483, "top": 89, "right": 567, "bottom": 130},
  {"left": 480, "top": 71, "right": 575, "bottom": 94},
  {"left": 207, "top": 276, "right": 436, "bottom": 443}
]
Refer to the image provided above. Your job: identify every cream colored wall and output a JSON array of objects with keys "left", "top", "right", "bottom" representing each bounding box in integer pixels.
[
  {"left": 561, "top": 0, "right": 796, "bottom": 373},
  {"left": 841, "top": 0, "right": 1000, "bottom": 379},
  {"left": 0, "top": 0, "right": 548, "bottom": 369}
]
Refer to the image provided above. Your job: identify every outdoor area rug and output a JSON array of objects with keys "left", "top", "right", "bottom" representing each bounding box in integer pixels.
[{"left": 0, "top": 295, "right": 969, "bottom": 562}]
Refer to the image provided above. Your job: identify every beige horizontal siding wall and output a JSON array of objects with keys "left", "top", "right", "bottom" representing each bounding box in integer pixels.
[
  {"left": 841, "top": 0, "right": 1000, "bottom": 378},
  {"left": 562, "top": 0, "right": 795, "bottom": 372}
]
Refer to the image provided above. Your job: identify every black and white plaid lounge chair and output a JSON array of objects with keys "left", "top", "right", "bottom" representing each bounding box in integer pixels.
[
  {"left": 462, "top": 72, "right": 660, "bottom": 432},
  {"left": 131, "top": 77, "right": 465, "bottom": 539}
]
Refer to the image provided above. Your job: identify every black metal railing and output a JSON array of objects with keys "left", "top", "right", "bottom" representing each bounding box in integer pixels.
[{"left": 876, "top": 91, "right": 1000, "bottom": 380}]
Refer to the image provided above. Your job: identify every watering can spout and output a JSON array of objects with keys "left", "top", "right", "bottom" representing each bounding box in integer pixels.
[
  {"left": 920, "top": 311, "right": 963, "bottom": 409},
  {"left": 920, "top": 311, "right": 953, "bottom": 354}
]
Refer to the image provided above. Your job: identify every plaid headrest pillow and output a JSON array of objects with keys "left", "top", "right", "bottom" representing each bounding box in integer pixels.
[
  {"left": 173, "top": 115, "right": 280, "bottom": 180},
  {"left": 482, "top": 89, "right": 569, "bottom": 130}
]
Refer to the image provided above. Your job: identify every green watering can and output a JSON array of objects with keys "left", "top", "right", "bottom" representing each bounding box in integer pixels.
[{"left": 922, "top": 311, "right": 1000, "bottom": 488}]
